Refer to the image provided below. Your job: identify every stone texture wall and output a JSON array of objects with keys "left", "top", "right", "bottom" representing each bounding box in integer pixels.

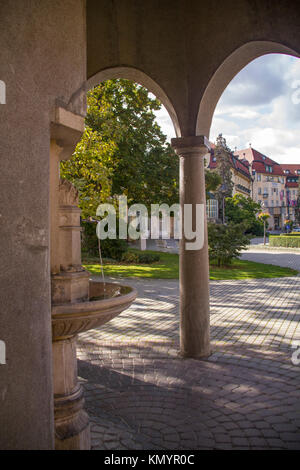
[{"left": 0, "top": 0, "right": 86, "bottom": 449}]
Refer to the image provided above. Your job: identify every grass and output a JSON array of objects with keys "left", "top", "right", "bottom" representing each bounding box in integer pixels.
[{"left": 83, "top": 249, "right": 298, "bottom": 281}]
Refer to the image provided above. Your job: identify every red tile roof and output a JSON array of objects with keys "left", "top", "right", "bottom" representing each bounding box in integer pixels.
[
  {"left": 234, "top": 147, "right": 284, "bottom": 175},
  {"left": 207, "top": 146, "right": 251, "bottom": 179},
  {"left": 281, "top": 164, "right": 300, "bottom": 175}
]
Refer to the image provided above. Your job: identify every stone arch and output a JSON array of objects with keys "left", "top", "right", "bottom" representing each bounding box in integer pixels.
[
  {"left": 196, "top": 41, "right": 300, "bottom": 138},
  {"left": 87, "top": 66, "right": 181, "bottom": 137}
]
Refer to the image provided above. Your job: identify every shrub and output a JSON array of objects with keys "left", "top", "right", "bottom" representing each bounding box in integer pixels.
[
  {"left": 121, "top": 251, "right": 140, "bottom": 263},
  {"left": 137, "top": 253, "right": 160, "bottom": 264},
  {"left": 81, "top": 221, "right": 99, "bottom": 257},
  {"left": 208, "top": 222, "right": 251, "bottom": 267},
  {"left": 100, "top": 238, "right": 128, "bottom": 260},
  {"left": 281, "top": 232, "right": 300, "bottom": 236},
  {"left": 269, "top": 236, "right": 300, "bottom": 248},
  {"left": 121, "top": 251, "right": 160, "bottom": 264},
  {"left": 82, "top": 221, "right": 128, "bottom": 260}
]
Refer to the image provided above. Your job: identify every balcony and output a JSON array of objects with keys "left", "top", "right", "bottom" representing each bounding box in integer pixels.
[{"left": 262, "top": 193, "right": 268, "bottom": 198}]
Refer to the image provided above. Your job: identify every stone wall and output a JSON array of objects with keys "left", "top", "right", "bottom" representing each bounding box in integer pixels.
[{"left": 0, "top": 0, "right": 86, "bottom": 449}]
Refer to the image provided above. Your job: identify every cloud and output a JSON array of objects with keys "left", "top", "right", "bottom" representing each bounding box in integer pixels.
[
  {"left": 210, "top": 54, "right": 300, "bottom": 164},
  {"left": 154, "top": 54, "right": 300, "bottom": 164}
]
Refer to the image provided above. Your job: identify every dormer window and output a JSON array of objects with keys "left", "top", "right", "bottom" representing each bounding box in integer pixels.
[{"left": 284, "top": 170, "right": 290, "bottom": 174}]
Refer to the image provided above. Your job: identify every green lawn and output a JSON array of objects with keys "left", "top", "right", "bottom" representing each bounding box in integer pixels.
[{"left": 83, "top": 249, "right": 298, "bottom": 280}]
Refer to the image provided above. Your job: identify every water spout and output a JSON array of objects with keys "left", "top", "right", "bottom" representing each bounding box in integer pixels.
[{"left": 98, "top": 238, "right": 107, "bottom": 298}]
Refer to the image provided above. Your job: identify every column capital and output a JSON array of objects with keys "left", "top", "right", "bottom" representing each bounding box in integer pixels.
[
  {"left": 171, "top": 135, "right": 210, "bottom": 156},
  {"left": 50, "top": 106, "right": 85, "bottom": 160}
]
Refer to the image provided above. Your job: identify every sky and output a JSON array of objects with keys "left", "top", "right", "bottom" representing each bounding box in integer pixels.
[{"left": 155, "top": 54, "right": 300, "bottom": 164}]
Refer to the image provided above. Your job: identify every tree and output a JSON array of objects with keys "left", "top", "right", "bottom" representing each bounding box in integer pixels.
[
  {"left": 208, "top": 222, "right": 250, "bottom": 267},
  {"left": 61, "top": 79, "right": 179, "bottom": 218},
  {"left": 225, "top": 194, "right": 264, "bottom": 235},
  {"left": 214, "top": 134, "right": 234, "bottom": 222},
  {"left": 205, "top": 169, "right": 221, "bottom": 199}
]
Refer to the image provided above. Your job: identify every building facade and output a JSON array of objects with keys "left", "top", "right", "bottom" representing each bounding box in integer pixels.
[
  {"left": 281, "top": 164, "right": 300, "bottom": 223},
  {"left": 207, "top": 144, "right": 252, "bottom": 197},
  {"left": 235, "top": 148, "right": 300, "bottom": 230}
]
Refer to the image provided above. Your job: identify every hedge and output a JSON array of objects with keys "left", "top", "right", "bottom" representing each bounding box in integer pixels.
[
  {"left": 281, "top": 232, "right": 300, "bottom": 236},
  {"left": 269, "top": 235, "right": 300, "bottom": 248}
]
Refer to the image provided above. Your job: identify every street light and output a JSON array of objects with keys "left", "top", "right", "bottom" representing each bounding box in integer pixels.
[
  {"left": 260, "top": 201, "right": 268, "bottom": 245},
  {"left": 219, "top": 183, "right": 227, "bottom": 224}
]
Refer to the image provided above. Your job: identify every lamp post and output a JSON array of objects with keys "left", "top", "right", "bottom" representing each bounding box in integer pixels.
[
  {"left": 260, "top": 201, "right": 268, "bottom": 245},
  {"left": 219, "top": 183, "right": 227, "bottom": 224}
]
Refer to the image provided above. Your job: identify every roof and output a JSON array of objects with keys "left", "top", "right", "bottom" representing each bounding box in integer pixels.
[
  {"left": 207, "top": 147, "right": 251, "bottom": 179},
  {"left": 234, "top": 147, "right": 284, "bottom": 176},
  {"left": 280, "top": 164, "right": 300, "bottom": 175}
]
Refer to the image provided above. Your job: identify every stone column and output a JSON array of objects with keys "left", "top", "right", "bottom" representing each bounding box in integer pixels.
[
  {"left": 171, "top": 136, "right": 211, "bottom": 358},
  {"left": 50, "top": 107, "right": 90, "bottom": 449}
]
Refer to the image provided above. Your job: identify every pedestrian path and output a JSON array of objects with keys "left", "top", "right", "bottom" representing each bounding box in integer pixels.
[{"left": 78, "top": 275, "right": 300, "bottom": 450}]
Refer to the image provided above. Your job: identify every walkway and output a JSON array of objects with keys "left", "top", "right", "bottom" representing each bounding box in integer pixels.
[
  {"left": 241, "top": 249, "right": 300, "bottom": 271},
  {"left": 78, "top": 274, "right": 300, "bottom": 450}
]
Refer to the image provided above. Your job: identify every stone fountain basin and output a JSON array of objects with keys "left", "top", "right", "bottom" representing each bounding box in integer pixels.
[{"left": 52, "top": 280, "right": 137, "bottom": 340}]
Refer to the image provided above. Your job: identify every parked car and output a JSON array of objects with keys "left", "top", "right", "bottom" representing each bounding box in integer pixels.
[{"left": 293, "top": 227, "right": 300, "bottom": 232}]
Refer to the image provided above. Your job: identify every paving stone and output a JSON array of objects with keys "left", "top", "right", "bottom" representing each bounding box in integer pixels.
[{"left": 77, "top": 272, "right": 300, "bottom": 450}]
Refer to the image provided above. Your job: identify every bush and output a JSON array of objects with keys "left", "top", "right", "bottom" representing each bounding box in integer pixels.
[
  {"left": 100, "top": 238, "right": 128, "bottom": 260},
  {"left": 281, "top": 232, "right": 300, "bottom": 236},
  {"left": 81, "top": 221, "right": 99, "bottom": 257},
  {"left": 269, "top": 236, "right": 300, "bottom": 248},
  {"left": 121, "top": 251, "right": 160, "bottom": 264},
  {"left": 208, "top": 222, "right": 251, "bottom": 267},
  {"left": 121, "top": 251, "right": 140, "bottom": 263},
  {"left": 137, "top": 253, "right": 160, "bottom": 264},
  {"left": 81, "top": 221, "right": 128, "bottom": 260}
]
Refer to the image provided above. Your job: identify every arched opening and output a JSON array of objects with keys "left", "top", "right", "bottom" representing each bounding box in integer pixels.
[
  {"left": 197, "top": 41, "right": 300, "bottom": 138},
  {"left": 87, "top": 67, "right": 181, "bottom": 138},
  {"left": 198, "top": 44, "right": 300, "bottom": 355},
  {"left": 61, "top": 69, "right": 180, "bottom": 271}
]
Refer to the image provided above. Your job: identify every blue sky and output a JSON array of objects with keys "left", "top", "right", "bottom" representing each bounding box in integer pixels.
[{"left": 155, "top": 54, "right": 300, "bottom": 164}]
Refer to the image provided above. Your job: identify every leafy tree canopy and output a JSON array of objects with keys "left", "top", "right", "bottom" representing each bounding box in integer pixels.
[
  {"left": 226, "top": 194, "right": 263, "bottom": 235},
  {"left": 61, "top": 79, "right": 179, "bottom": 217}
]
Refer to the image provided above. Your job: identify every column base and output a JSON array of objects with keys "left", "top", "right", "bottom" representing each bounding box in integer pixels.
[
  {"left": 54, "top": 386, "right": 91, "bottom": 450},
  {"left": 179, "top": 348, "right": 212, "bottom": 360}
]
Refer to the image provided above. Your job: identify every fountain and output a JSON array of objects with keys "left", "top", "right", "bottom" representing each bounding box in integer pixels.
[{"left": 50, "top": 140, "right": 136, "bottom": 449}]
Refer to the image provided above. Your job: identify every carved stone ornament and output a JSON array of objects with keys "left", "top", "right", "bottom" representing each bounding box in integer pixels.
[{"left": 59, "top": 179, "right": 79, "bottom": 206}]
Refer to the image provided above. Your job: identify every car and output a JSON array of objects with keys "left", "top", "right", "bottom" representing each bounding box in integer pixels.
[{"left": 292, "top": 227, "right": 300, "bottom": 232}]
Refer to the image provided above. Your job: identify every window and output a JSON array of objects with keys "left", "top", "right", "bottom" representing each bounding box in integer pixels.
[
  {"left": 258, "top": 187, "right": 262, "bottom": 195},
  {"left": 206, "top": 199, "right": 218, "bottom": 219},
  {"left": 257, "top": 174, "right": 261, "bottom": 181}
]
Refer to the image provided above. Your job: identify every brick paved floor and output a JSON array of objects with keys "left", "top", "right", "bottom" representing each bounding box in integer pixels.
[
  {"left": 241, "top": 250, "right": 300, "bottom": 271},
  {"left": 78, "top": 274, "right": 300, "bottom": 450}
]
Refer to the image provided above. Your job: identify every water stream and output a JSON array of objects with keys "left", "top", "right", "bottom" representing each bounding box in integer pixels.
[{"left": 98, "top": 238, "right": 107, "bottom": 298}]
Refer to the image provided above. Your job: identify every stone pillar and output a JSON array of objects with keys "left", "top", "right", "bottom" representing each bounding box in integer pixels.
[
  {"left": 52, "top": 336, "right": 90, "bottom": 450},
  {"left": 50, "top": 107, "right": 90, "bottom": 449},
  {"left": 171, "top": 136, "right": 211, "bottom": 358}
]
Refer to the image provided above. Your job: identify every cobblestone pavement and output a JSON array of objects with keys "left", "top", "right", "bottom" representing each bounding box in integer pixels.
[
  {"left": 241, "top": 250, "right": 300, "bottom": 271},
  {"left": 78, "top": 275, "right": 300, "bottom": 450}
]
